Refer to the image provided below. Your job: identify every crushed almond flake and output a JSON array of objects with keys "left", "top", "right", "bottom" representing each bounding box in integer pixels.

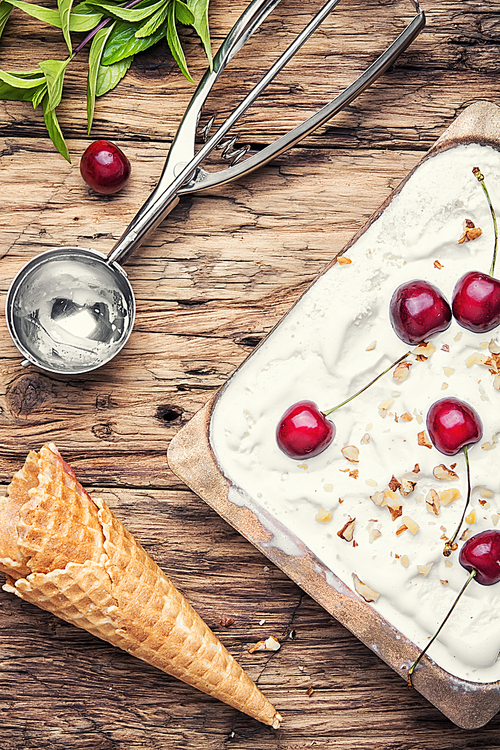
[
  {"left": 458, "top": 219, "right": 482, "bottom": 244},
  {"left": 478, "top": 498, "right": 490, "bottom": 508},
  {"left": 352, "top": 574, "right": 380, "bottom": 602},
  {"left": 460, "top": 528, "right": 472, "bottom": 541},
  {"left": 366, "top": 479, "right": 378, "bottom": 488},
  {"left": 441, "top": 383, "right": 449, "bottom": 390},
  {"left": 433, "top": 464, "right": 459, "bottom": 481},
  {"left": 378, "top": 399, "right": 394, "bottom": 418},
  {"left": 248, "top": 636, "right": 281, "bottom": 654},
  {"left": 342, "top": 445, "right": 359, "bottom": 463},
  {"left": 434, "top": 259, "right": 443, "bottom": 269},
  {"left": 393, "top": 361, "right": 412, "bottom": 383},
  {"left": 315, "top": 508, "right": 333, "bottom": 524},
  {"left": 466, "top": 510, "right": 476, "bottom": 524},
  {"left": 492, "top": 514, "right": 500, "bottom": 526},
  {"left": 426, "top": 489, "right": 441, "bottom": 516},
  {"left": 413, "top": 463, "right": 421, "bottom": 474},
  {"left": 369, "top": 529, "right": 382, "bottom": 542},
  {"left": 417, "top": 563, "right": 433, "bottom": 576},
  {"left": 482, "top": 442, "right": 493, "bottom": 451},
  {"left": 360, "top": 433, "right": 370, "bottom": 445},
  {"left": 396, "top": 524, "right": 408, "bottom": 536},
  {"left": 400, "top": 478, "right": 417, "bottom": 497},
  {"left": 365, "top": 340, "right": 377, "bottom": 351},
  {"left": 337, "top": 255, "right": 352, "bottom": 265},
  {"left": 466, "top": 351, "right": 489, "bottom": 368},
  {"left": 349, "top": 469, "right": 359, "bottom": 479},
  {"left": 481, "top": 488, "right": 494, "bottom": 498},
  {"left": 440, "top": 579, "right": 449, "bottom": 586},
  {"left": 489, "top": 339, "right": 500, "bottom": 354},
  {"left": 388, "top": 475, "right": 402, "bottom": 492},
  {"left": 494, "top": 374, "right": 500, "bottom": 390},
  {"left": 443, "top": 366, "right": 455, "bottom": 377},
  {"left": 401, "top": 515, "right": 419, "bottom": 534},
  {"left": 442, "top": 344, "right": 450, "bottom": 352},
  {"left": 401, "top": 555, "right": 410, "bottom": 568},
  {"left": 440, "top": 488, "right": 461, "bottom": 506},
  {"left": 324, "top": 483, "right": 333, "bottom": 493},
  {"left": 400, "top": 412, "right": 413, "bottom": 422},
  {"left": 418, "top": 431, "right": 433, "bottom": 449},
  {"left": 412, "top": 342, "right": 436, "bottom": 358},
  {"left": 337, "top": 517, "right": 356, "bottom": 542}
]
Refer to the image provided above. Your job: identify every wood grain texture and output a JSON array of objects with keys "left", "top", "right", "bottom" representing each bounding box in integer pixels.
[{"left": 2, "top": 0, "right": 500, "bottom": 747}]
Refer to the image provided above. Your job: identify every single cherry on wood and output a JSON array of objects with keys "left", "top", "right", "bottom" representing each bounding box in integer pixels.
[
  {"left": 80, "top": 140, "right": 131, "bottom": 195},
  {"left": 408, "top": 529, "right": 500, "bottom": 686},
  {"left": 426, "top": 397, "right": 483, "bottom": 556},
  {"left": 389, "top": 280, "right": 452, "bottom": 345},
  {"left": 452, "top": 167, "right": 500, "bottom": 333}
]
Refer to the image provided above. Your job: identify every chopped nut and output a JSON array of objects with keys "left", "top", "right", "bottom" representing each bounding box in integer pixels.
[
  {"left": 479, "top": 498, "right": 490, "bottom": 508},
  {"left": 460, "top": 528, "right": 472, "bottom": 541},
  {"left": 365, "top": 479, "right": 377, "bottom": 487},
  {"left": 489, "top": 339, "right": 500, "bottom": 354},
  {"left": 360, "top": 432, "right": 370, "bottom": 445},
  {"left": 337, "top": 517, "right": 356, "bottom": 542},
  {"left": 417, "top": 563, "right": 433, "bottom": 577},
  {"left": 365, "top": 340, "right": 377, "bottom": 351},
  {"left": 315, "top": 508, "right": 333, "bottom": 524},
  {"left": 413, "top": 463, "right": 421, "bottom": 474},
  {"left": 442, "top": 344, "right": 450, "bottom": 352},
  {"left": 433, "top": 464, "right": 459, "bottom": 481},
  {"left": 342, "top": 445, "right": 359, "bottom": 463},
  {"left": 306, "top": 686, "right": 314, "bottom": 697},
  {"left": 388, "top": 475, "right": 402, "bottom": 492},
  {"left": 426, "top": 489, "right": 441, "bottom": 516},
  {"left": 458, "top": 219, "right": 482, "bottom": 244},
  {"left": 349, "top": 469, "right": 359, "bottom": 479},
  {"left": 396, "top": 524, "right": 408, "bottom": 536},
  {"left": 492, "top": 514, "right": 500, "bottom": 526},
  {"left": 494, "top": 374, "right": 500, "bottom": 391},
  {"left": 443, "top": 366, "right": 455, "bottom": 377},
  {"left": 434, "top": 259, "right": 443, "bottom": 269},
  {"left": 352, "top": 574, "right": 380, "bottom": 602},
  {"left": 369, "top": 528, "right": 382, "bottom": 542},
  {"left": 393, "top": 361, "right": 412, "bottom": 383},
  {"left": 465, "top": 351, "right": 489, "bottom": 368},
  {"left": 412, "top": 342, "right": 436, "bottom": 359},
  {"left": 465, "top": 510, "right": 476, "bottom": 524},
  {"left": 378, "top": 399, "right": 394, "bottom": 418},
  {"left": 401, "top": 515, "right": 419, "bottom": 534},
  {"left": 248, "top": 636, "right": 281, "bottom": 654},
  {"left": 440, "top": 579, "right": 449, "bottom": 586},
  {"left": 418, "top": 431, "right": 433, "bottom": 449},
  {"left": 371, "top": 491, "right": 385, "bottom": 507},
  {"left": 324, "top": 483, "right": 333, "bottom": 493},
  {"left": 440, "top": 488, "right": 461, "bottom": 506},
  {"left": 400, "top": 412, "right": 413, "bottom": 422},
  {"left": 482, "top": 442, "right": 493, "bottom": 451},
  {"left": 401, "top": 555, "right": 410, "bottom": 568},
  {"left": 400, "top": 478, "right": 417, "bottom": 497},
  {"left": 220, "top": 616, "right": 235, "bottom": 627},
  {"left": 480, "top": 488, "right": 494, "bottom": 498},
  {"left": 337, "top": 255, "right": 352, "bottom": 265}
]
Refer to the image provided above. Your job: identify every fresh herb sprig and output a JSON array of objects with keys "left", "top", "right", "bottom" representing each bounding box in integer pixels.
[{"left": 0, "top": 0, "right": 211, "bottom": 161}]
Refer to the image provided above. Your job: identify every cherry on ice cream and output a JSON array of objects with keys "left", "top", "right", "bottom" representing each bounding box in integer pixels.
[
  {"left": 426, "top": 397, "right": 482, "bottom": 456},
  {"left": 389, "top": 280, "right": 452, "bottom": 345},
  {"left": 276, "top": 400, "right": 334, "bottom": 459}
]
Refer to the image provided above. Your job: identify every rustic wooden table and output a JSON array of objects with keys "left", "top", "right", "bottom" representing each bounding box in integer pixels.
[{"left": 2, "top": 1, "right": 500, "bottom": 748}]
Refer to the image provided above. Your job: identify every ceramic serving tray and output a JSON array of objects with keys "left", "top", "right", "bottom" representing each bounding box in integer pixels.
[{"left": 168, "top": 100, "right": 500, "bottom": 729}]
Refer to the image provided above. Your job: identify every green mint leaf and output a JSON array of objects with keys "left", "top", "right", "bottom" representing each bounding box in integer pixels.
[
  {"left": 0, "top": 80, "right": 39, "bottom": 101},
  {"left": 102, "top": 19, "right": 164, "bottom": 64},
  {"left": 58, "top": 0, "right": 74, "bottom": 52},
  {"left": 42, "top": 95, "right": 71, "bottom": 161},
  {"left": 186, "top": 0, "right": 211, "bottom": 65},
  {"left": 174, "top": 1, "right": 194, "bottom": 26},
  {"left": 0, "top": 2, "right": 13, "bottom": 39},
  {"left": 0, "top": 68, "right": 45, "bottom": 88},
  {"left": 6, "top": 0, "right": 102, "bottom": 31},
  {"left": 165, "top": 0, "right": 192, "bottom": 82},
  {"left": 87, "top": 0, "right": 167, "bottom": 23},
  {"left": 135, "top": 2, "right": 169, "bottom": 38},
  {"left": 68, "top": 3, "right": 103, "bottom": 31},
  {"left": 96, "top": 54, "right": 132, "bottom": 96},
  {"left": 39, "top": 58, "right": 70, "bottom": 111},
  {"left": 87, "top": 22, "right": 116, "bottom": 132},
  {"left": 32, "top": 82, "right": 48, "bottom": 108}
]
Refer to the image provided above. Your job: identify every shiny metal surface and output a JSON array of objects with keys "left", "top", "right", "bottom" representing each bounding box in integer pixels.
[{"left": 6, "top": 0, "right": 425, "bottom": 375}]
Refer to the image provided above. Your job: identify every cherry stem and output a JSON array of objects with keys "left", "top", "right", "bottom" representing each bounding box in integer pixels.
[
  {"left": 407, "top": 568, "right": 476, "bottom": 688},
  {"left": 73, "top": 0, "right": 145, "bottom": 56},
  {"left": 443, "top": 444, "right": 471, "bottom": 557},
  {"left": 472, "top": 166, "right": 498, "bottom": 277},
  {"left": 322, "top": 350, "right": 411, "bottom": 416}
]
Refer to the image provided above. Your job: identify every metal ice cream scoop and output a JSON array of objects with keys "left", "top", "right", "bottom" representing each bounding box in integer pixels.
[{"left": 5, "top": 0, "right": 425, "bottom": 375}]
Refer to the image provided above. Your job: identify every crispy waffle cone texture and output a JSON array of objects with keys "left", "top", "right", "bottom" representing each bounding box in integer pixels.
[{"left": 0, "top": 444, "right": 281, "bottom": 728}]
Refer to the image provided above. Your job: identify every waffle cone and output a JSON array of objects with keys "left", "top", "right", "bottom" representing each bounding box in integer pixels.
[{"left": 0, "top": 444, "right": 281, "bottom": 728}]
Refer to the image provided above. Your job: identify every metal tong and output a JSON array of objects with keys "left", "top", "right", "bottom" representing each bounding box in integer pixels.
[{"left": 109, "top": 0, "right": 425, "bottom": 265}]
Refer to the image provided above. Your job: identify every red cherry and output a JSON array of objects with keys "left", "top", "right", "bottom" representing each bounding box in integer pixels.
[
  {"left": 80, "top": 140, "right": 131, "bottom": 195},
  {"left": 277, "top": 400, "right": 335, "bottom": 459},
  {"left": 459, "top": 530, "right": 500, "bottom": 585},
  {"left": 452, "top": 271, "right": 500, "bottom": 333},
  {"left": 426, "top": 398, "right": 482, "bottom": 456},
  {"left": 389, "top": 280, "right": 452, "bottom": 345}
]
